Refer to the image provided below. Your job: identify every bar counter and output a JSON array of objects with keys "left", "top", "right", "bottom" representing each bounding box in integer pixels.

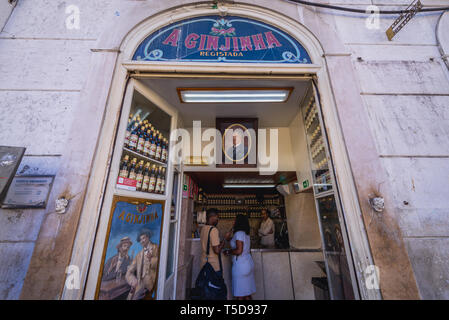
[{"left": 188, "top": 238, "right": 325, "bottom": 299}]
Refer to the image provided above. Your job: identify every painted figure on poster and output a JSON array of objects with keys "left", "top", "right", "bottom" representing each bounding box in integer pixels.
[
  {"left": 99, "top": 237, "right": 133, "bottom": 299},
  {"left": 126, "top": 228, "right": 159, "bottom": 300}
]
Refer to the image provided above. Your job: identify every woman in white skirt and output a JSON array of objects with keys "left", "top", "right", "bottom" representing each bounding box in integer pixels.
[{"left": 225, "top": 214, "right": 256, "bottom": 300}]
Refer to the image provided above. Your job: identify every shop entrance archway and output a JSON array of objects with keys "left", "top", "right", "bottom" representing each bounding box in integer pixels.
[{"left": 62, "top": 2, "right": 380, "bottom": 300}]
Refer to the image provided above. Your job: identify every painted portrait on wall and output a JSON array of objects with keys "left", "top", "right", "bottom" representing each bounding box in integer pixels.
[
  {"left": 96, "top": 196, "right": 165, "bottom": 300},
  {"left": 216, "top": 118, "right": 258, "bottom": 168}
]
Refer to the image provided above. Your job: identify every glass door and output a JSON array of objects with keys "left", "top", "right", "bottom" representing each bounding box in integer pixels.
[
  {"left": 90, "top": 78, "right": 178, "bottom": 300},
  {"left": 301, "top": 81, "right": 359, "bottom": 300},
  {"left": 163, "top": 163, "right": 184, "bottom": 299}
]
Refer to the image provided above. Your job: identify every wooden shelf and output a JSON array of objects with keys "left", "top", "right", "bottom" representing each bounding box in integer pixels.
[
  {"left": 114, "top": 187, "right": 166, "bottom": 200},
  {"left": 123, "top": 147, "right": 167, "bottom": 167},
  {"left": 314, "top": 189, "right": 334, "bottom": 199}
]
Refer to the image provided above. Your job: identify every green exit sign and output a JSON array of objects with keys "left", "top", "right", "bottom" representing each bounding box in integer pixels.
[{"left": 302, "top": 180, "right": 309, "bottom": 188}]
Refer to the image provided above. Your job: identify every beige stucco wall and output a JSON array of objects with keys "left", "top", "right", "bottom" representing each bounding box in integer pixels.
[
  {"left": 285, "top": 189, "right": 321, "bottom": 250},
  {"left": 288, "top": 98, "right": 312, "bottom": 191},
  {"left": 0, "top": 0, "right": 448, "bottom": 299}
]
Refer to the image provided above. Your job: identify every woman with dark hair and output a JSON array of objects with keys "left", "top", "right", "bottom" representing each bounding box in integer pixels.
[{"left": 225, "top": 214, "right": 256, "bottom": 300}]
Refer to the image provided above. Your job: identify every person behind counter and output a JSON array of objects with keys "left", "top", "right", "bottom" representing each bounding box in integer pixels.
[
  {"left": 200, "top": 208, "right": 227, "bottom": 273},
  {"left": 258, "top": 209, "right": 275, "bottom": 248},
  {"left": 224, "top": 214, "right": 256, "bottom": 300}
]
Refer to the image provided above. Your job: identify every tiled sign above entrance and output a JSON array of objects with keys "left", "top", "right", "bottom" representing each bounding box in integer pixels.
[{"left": 133, "top": 16, "right": 312, "bottom": 64}]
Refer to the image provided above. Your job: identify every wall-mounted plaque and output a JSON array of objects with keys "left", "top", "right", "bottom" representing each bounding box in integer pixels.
[
  {"left": 96, "top": 196, "right": 165, "bottom": 300},
  {"left": 0, "top": 146, "right": 26, "bottom": 202},
  {"left": 1, "top": 175, "right": 54, "bottom": 209}
]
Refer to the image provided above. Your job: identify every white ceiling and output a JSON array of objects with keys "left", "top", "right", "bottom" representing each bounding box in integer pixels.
[{"left": 139, "top": 77, "right": 311, "bottom": 127}]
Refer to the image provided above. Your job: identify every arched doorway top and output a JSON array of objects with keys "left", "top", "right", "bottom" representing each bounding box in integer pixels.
[
  {"left": 94, "top": 1, "right": 328, "bottom": 66},
  {"left": 131, "top": 15, "right": 313, "bottom": 64}
]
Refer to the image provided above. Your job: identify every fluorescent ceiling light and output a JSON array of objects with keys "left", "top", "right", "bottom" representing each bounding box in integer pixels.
[
  {"left": 178, "top": 88, "right": 292, "bottom": 103},
  {"left": 223, "top": 184, "right": 276, "bottom": 188}
]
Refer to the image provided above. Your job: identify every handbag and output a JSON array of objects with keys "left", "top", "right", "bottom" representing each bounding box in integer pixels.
[{"left": 191, "top": 226, "right": 227, "bottom": 300}]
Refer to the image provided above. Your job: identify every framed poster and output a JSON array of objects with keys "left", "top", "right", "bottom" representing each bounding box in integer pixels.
[
  {"left": 216, "top": 118, "right": 258, "bottom": 168},
  {"left": 96, "top": 196, "right": 165, "bottom": 300}
]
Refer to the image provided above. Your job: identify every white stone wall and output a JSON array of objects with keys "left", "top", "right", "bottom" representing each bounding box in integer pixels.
[
  {"left": 335, "top": 4, "right": 449, "bottom": 299},
  {"left": 0, "top": 0, "right": 125, "bottom": 299},
  {"left": 0, "top": 0, "right": 17, "bottom": 32},
  {"left": 0, "top": 0, "right": 448, "bottom": 299}
]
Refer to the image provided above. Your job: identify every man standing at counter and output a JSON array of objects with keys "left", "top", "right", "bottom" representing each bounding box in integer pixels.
[
  {"left": 258, "top": 209, "right": 275, "bottom": 248},
  {"left": 200, "top": 208, "right": 227, "bottom": 272}
]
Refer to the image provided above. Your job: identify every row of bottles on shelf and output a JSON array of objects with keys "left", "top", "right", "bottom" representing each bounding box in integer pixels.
[
  {"left": 311, "top": 138, "right": 325, "bottom": 160},
  {"left": 197, "top": 192, "right": 280, "bottom": 206},
  {"left": 202, "top": 207, "right": 268, "bottom": 219},
  {"left": 309, "top": 125, "right": 321, "bottom": 145},
  {"left": 124, "top": 115, "right": 168, "bottom": 163},
  {"left": 302, "top": 95, "right": 332, "bottom": 190},
  {"left": 314, "top": 156, "right": 328, "bottom": 170},
  {"left": 197, "top": 207, "right": 263, "bottom": 223},
  {"left": 304, "top": 98, "right": 318, "bottom": 132},
  {"left": 118, "top": 155, "right": 166, "bottom": 194}
]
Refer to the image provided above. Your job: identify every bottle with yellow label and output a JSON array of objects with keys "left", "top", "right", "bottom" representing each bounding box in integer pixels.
[
  {"left": 148, "top": 164, "right": 157, "bottom": 193},
  {"left": 143, "top": 130, "right": 151, "bottom": 157},
  {"left": 124, "top": 119, "right": 132, "bottom": 148},
  {"left": 141, "top": 162, "right": 150, "bottom": 192},
  {"left": 155, "top": 134, "right": 162, "bottom": 161},
  {"left": 136, "top": 126, "right": 146, "bottom": 154},
  {"left": 155, "top": 166, "right": 162, "bottom": 193},
  {"left": 161, "top": 138, "right": 168, "bottom": 163},
  {"left": 119, "top": 155, "right": 130, "bottom": 178},
  {"left": 128, "top": 125, "right": 139, "bottom": 151},
  {"left": 135, "top": 160, "right": 145, "bottom": 191},
  {"left": 160, "top": 167, "right": 166, "bottom": 194},
  {"left": 128, "top": 158, "right": 138, "bottom": 180},
  {"left": 149, "top": 132, "right": 157, "bottom": 159}
]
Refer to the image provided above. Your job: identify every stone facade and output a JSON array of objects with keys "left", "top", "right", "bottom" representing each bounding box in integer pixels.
[{"left": 0, "top": 0, "right": 448, "bottom": 299}]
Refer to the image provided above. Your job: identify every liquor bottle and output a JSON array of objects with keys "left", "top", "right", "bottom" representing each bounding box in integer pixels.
[
  {"left": 155, "top": 134, "right": 162, "bottom": 161},
  {"left": 141, "top": 162, "right": 150, "bottom": 192},
  {"left": 136, "top": 126, "right": 146, "bottom": 154},
  {"left": 124, "top": 118, "right": 132, "bottom": 148},
  {"left": 149, "top": 131, "right": 157, "bottom": 159},
  {"left": 128, "top": 114, "right": 139, "bottom": 131},
  {"left": 155, "top": 167, "right": 162, "bottom": 194},
  {"left": 119, "top": 155, "right": 130, "bottom": 178},
  {"left": 160, "top": 167, "right": 166, "bottom": 194},
  {"left": 198, "top": 188, "right": 203, "bottom": 202},
  {"left": 143, "top": 130, "right": 151, "bottom": 157},
  {"left": 135, "top": 160, "right": 145, "bottom": 191},
  {"left": 148, "top": 164, "right": 157, "bottom": 193},
  {"left": 132, "top": 115, "right": 141, "bottom": 128},
  {"left": 128, "top": 158, "right": 138, "bottom": 180},
  {"left": 161, "top": 138, "right": 168, "bottom": 163},
  {"left": 128, "top": 125, "right": 139, "bottom": 151}
]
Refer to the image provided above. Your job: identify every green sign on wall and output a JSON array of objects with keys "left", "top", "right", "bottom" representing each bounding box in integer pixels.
[{"left": 302, "top": 180, "right": 309, "bottom": 189}]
